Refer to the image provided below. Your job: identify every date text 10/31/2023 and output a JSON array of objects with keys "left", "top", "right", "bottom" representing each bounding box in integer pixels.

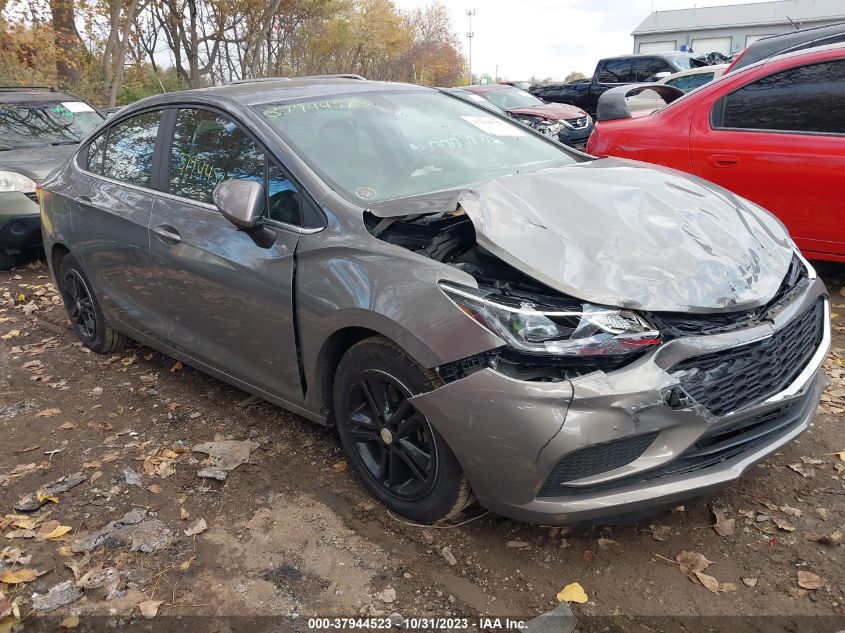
[{"left": 305, "top": 617, "right": 527, "bottom": 630}]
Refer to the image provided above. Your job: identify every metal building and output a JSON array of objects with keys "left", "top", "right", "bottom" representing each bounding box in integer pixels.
[{"left": 632, "top": 0, "right": 845, "bottom": 56}]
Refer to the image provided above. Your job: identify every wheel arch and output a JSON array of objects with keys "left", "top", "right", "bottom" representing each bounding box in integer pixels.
[
  {"left": 311, "top": 326, "right": 384, "bottom": 427},
  {"left": 49, "top": 243, "right": 71, "bottom": 283}
]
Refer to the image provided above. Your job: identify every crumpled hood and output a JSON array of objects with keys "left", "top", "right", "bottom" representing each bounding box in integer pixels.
[
  {"left": 371, "top": 158, "right": 794, "bottom": 313},
  {"left": 0, "top": 144, "right": 77, "bottom": 181}
]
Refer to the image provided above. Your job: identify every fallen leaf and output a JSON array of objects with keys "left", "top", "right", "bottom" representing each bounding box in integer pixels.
[
  {"left": 138, "top": 599, "right": 163, "bottom": 619},
  {"left": 788, "top": 586, "right": 809, "bottom": 598},
  {"left": 557, "top": 582, "right": 588, "bottom": 604},
  {"left": 7, "top": 516, "right": 35, "bottom": 530},
  {"left": 1, "top": 329, "right": 21, "bottom": 340},
  {"left": 147, "top": 484, "right": 162, "bottom": 494},
  {"left": 179, "top": 556, "right": 197, "bottom": 571},
  {"left": 676, "top": 551, "right": 712, "bottom": 575},
  {"left": 169, "top": 361, "right": 183, "bottom": 373},
  {"left": 183, "top": 518, "right": 207, "bottom": 537},
  {"left": 772, "top": 517, "right": 795, "bottom": 532},
  {"left": 0, "top": 568, "right": 39, "bottom": 584},
  {"left": 35, "top": 408, "right": 61, "bottom": 418},
  {"left": 597, "top": 537, "right": 622, "bottom": 553},
  {"left": 43, "top": 525, "right": 72, "bottom": 540},
  {"left": 59, "top": 615, "right": 79, "bottom": 629},
  {"left": 797, "top": 571, "right": 824, "bottom": 590},
  {"left": 59, "top": 422, "right": 77, "bottom": 430},
  {"left": 789, "top": 463, "right": 816, "bottom": 478},
  {"left": 780, "top": 504, "right": 802, "bottom": 518},
  {"left": 694, "top": 571, "right": 720, "bottom": 593},
  {"left": 582, "top": 549, "right": 594, "bottom": 562},
  {"left": 712, "top": 508, "right": 735, "bottom": 537},
  {"left": 742, "top": 577, "right": 758, "bottom": 587},
  {"left": 505, "top": 540, "right": 530, "bottom": 549},
  {"left": 800, "top": 456, "right": 825, "bottom": 465},
  {"left": 332, "top": 460, "right": 347, "bottom": 472},
  {"left": 180, "top": 507, "right": 190, "bottom": 520},
  {"left": 720, "top": 582, "right": 738, "bottom": 593}
]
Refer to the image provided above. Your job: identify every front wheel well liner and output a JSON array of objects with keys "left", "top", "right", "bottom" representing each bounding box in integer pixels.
[
  {"left": 315, "top": 326, "right": 382, "bottom": 426},
  {"left": 50, "top": 243, "right": 71, "bottom": 282}
]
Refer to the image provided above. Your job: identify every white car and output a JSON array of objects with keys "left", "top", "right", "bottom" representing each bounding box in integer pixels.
[{"left": 628, "top": 64, "right": 728, "bottom": 113}]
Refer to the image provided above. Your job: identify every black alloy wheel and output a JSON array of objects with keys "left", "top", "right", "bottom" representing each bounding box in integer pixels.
[
  {"left": 346, "top": 369, "right": 437, "bottom": 500},
  {"left": 333, "top": 336, "right": 473, "bottom": 523},
  {"left": 61, "top": 268, "right": 97, "bottom": 342}
]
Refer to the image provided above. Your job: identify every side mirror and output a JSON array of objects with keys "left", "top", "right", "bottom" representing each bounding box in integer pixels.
[{"left": 212, "top": 179, "right": 264, "bottom": 230}]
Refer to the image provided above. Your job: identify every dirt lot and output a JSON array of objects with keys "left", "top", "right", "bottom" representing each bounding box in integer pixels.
[{"left": 1, "top": 258, "right": 844, "bottom": 632}]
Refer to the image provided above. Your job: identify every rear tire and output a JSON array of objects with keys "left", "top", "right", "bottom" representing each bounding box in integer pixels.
[
  {"left": 58, "top": 254, "right": 130, "bottom": 353},
  {"left": 333, "top": 336, "right": 473, "bottom": 524},
  {"left": 0, "top": 251, "right": 16, "bottom": 270}
]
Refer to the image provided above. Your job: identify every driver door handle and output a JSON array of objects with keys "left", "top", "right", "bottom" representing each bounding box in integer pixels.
[{"left": 153, "top": 225, "right": 181, "bottom": 244}]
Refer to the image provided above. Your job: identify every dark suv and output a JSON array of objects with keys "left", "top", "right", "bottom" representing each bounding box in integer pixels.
[{"left": 0, "top": 86, "right": 102, "bottom": 269}]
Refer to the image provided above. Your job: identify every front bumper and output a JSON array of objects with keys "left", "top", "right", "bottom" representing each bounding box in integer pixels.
[
  {"left": 0, "top": 191, "right": 42, "bottom": 254},
  {"left": 411, "top": 276, "right": 830, "bottom": 525},
  {"left": 557, "top": 123, "right": 593, "bottom": 148}
]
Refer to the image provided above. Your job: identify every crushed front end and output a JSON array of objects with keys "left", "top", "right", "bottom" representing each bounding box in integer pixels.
[{"left": 410, "top": 255, "right": 829, "bottom": 524}]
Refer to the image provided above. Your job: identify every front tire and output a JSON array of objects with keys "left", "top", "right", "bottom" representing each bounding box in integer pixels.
[
  {"left": 58, "top": 254, "right": 130, "bottom": 353},
  {"left": 333, "top": 337, "right": 473, "bottom": 523}
]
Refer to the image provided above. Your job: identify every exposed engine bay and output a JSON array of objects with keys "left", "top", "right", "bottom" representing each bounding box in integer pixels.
[
  {"left": 365, "top": 206, "right": 808, "bottom": 384},
  {"left": 365, "top": 207, "right": 649, "bottom": 382}
]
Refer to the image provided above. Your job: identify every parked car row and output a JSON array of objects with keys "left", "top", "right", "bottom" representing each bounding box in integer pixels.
[
  {"left": 0, "top": 87, "right": 103, "bottom": 269},
  {"left": 29, "top": 71, "right": 830, "bottom": 526},
  {"left": 0, "top": 27, "right": 837, "bottom": 526},
  {"left": 588, "top": 43, "right": 845, "bottom": 262}
]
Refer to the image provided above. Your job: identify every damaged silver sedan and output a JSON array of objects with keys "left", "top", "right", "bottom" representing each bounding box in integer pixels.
[{"left": 40, "top": 77, "right": 830, "bottom": 525}]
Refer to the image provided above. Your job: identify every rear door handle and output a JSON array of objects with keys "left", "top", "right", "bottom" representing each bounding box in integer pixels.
[
  {"left": 77, "top": 195, "right": 92, "bottom": 206},
  {"left": 153, "top": 225, "right": 181, "bottom": 244},
  {"left": 706, "top": 153, "right": 739, "bottom": 168}
]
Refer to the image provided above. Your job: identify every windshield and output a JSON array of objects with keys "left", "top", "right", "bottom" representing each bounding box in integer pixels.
[
  {"left": 0, "top": 101, "right": 103, "bottom": 150},
  {"left": 257, "top": 90, "right": 576, "bottom": 203},
  {"left": 482, "top": 87, "right": 543, "bottom": 110}
]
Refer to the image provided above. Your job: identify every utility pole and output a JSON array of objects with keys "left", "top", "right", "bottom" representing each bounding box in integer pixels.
[
  {"left": 466, "top": 9, "right": 476, "bottom": 85},
  {"left": 495, "top": 64, "right": 499, "bottom": 83}
]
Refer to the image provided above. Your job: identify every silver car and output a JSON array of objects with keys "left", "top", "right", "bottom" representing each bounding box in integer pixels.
[{"left": 40, "top": 77, "right": 830, "bottom": 525}]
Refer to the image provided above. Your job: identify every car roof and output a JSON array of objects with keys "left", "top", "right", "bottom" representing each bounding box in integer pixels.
[
  {"left": 601, "top": 51, "right": 702, "bottom": 61},
  {"left": 660, "top": 63, "right": 728, "bottom": 81},
  {"left": 731, "top": 21, "right": 845, "bottom": 72},
  {"left": 183, "top": 77, "right": 429, "bottom": 106},
  {"left": 461, "top": 84, "right": 514, "bottom": 94},
  {"left": 0, "top": 88, "right": 81, "bottom": 103}
]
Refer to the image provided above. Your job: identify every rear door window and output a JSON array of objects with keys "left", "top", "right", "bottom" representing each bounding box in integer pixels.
[
  {"left": 719, "top": 60, "right": 845, "bottom": 134},
  {"left": 598, "top": 59, "right": 634, "bottom": 83},
  {"left": 99, "top": 110, "right": 161, "bottom": 187}
]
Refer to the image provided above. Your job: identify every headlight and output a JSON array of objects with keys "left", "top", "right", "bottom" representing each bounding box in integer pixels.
[
  {"left": 0, "top": 171, "right": 36, "bottom": 194},
  {"left": 440, "top": 283, "right": 661, "bottom": 357}
]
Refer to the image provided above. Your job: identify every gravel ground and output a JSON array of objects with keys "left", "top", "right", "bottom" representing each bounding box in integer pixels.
[{"left": 0, "top": 258, "right": 843, "bottom": 632}]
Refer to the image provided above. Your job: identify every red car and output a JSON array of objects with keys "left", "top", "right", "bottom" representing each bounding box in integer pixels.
[
  {"left": 587, "top": 44, "right": 845, "bottom": 263},
  {"left": 462, "top": 84, "right": 594, "bottom": 148}
]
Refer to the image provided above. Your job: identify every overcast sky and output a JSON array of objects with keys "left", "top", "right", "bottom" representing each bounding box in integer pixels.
[{"left": 393, "top": 0, "right": 761, "bottom": 81}]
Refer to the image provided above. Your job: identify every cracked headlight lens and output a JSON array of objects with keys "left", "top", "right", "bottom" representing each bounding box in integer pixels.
[{"left": 440, "top": 283, "right": 661, "bottom": 357}]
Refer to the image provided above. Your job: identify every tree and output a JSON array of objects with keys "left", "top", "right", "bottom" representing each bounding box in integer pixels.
[
  {"left": 565, "top": 70, "right": 587, "bottom": 82},
  {"left": 49, "top": 0, "right": 88, "bottom": 85}
]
